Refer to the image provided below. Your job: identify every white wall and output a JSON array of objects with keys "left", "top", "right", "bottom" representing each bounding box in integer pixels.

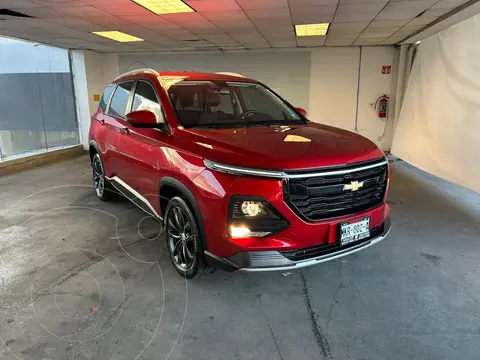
[
  {"left": 308, "top": 47, "right": 396, "bottom": 150},
  {"left": 71, "top": 51, "right": 119, "bottom": 149},
  {"left": 391, "top": 13, "right": 480, "bottom": 194}
]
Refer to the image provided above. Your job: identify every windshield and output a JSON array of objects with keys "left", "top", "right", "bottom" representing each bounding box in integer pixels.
[{"left": 167, "top": 80, "right": 305, "bottom": 129}]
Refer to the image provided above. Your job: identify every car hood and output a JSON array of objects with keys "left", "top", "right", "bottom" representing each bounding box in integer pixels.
[{"left": 182, "top": 123, "right": 385, "bottom": 170}]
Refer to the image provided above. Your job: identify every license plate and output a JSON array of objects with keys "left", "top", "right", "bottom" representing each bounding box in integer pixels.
[{"left": 340, "top": 217, "right": 370, "bottom": 244}]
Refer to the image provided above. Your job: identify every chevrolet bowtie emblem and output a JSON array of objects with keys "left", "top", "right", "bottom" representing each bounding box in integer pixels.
[{"left": 343, "top": 180, "right": 364, "bottom": 192}]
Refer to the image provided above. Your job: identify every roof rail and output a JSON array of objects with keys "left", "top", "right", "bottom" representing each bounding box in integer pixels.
[
  {"left": 114, "top": 68, "right": 159, "bottom": 81},
  {"left": 215, "top": 72, "right": 245, "bottom": 78}
]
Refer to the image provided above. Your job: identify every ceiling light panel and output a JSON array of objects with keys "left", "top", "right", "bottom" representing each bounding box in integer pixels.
[
  {"left": 295, "top": 23, "right": 330, "bottom": 36},
  {"left": 92, "top": 31, "right": 144, "bottom": 42},
  {"left": 132, "top": 0, "right": 195, "bottom": 14}
]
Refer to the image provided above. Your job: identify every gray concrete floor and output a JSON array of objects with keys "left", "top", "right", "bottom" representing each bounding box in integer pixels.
[{"left": 1, "top": 155, "right": 479, "bottom": 360}]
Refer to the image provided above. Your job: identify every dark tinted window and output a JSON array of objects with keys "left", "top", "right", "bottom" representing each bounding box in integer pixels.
[
  {"left": 132, "top": 81, "right": 164, "bottom": 123},
  {"left": 99, "top": 84, "right": 114, "bottom": 112},
  {"left": 108, "top": 81, "right": 134, "bottom": 118},
  {"left": 238, "top": 86, "right": 283, "bottom": 120}
]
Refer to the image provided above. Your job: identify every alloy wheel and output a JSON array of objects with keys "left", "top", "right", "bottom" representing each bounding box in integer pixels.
[
  {"left": 166, "top": 205, "right": 196, "bottom": 271},
  {"left": 92, "top": 154, "right": 105, "bottom": 198}
]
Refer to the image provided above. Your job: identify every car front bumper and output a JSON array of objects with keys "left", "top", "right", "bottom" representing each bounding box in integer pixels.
[{"left": 205, "top": 216, "right": 391, "bottom": 272}]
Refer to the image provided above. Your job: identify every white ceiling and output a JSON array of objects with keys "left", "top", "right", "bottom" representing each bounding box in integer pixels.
[{"left": 0, "top": 0, "right": 476, "bottom": 52}]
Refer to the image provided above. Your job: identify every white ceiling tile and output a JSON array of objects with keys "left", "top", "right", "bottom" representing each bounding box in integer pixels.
[
  {"left": 328, "top": 21, "right": 369, "bottom": 34},
  {"left": 80, "top": 0, "right": 132, "bottom": 4},
  {"left": 262, "top": 32, "right": 296, "bottom": 41},
  {"left": 269, "top": 40, "right": 297, "bottom": 47},
  {"left": 290, "top": 0, "right": 339, "bottom": 5},
  {"left": 353, "top": 38, "right": 384, "bottom": 45},
  {"left": 55, "top": 6, "right": 110, "bottom": 18},
  {"left": 210, "top": 19, "right": 256, "bottom": 31},
  {"left": 431, "top": 0, "right": 469, "bottom": 9},
  {"left": 325, "top": 37, "right": 356, "bottom": 46},
  {"left": 362, "top": 25, "right": 402, "bottom": 33},
  {"left": 380, "top": 36, "right": 405, "bottom": 44},
  {"left": 359, "top": 31, "right": 396, "bottom": 38},
  {"left": 28, "top": 0, "right": 85, "bottom": 6},
  {"left": 120, "top": 15, "right": 180, "bottom": 29},
  {"left": 255, "top": 23, "right": 294, "bottom": 33},
  {"left": 333, "top": 13, "right": 378, "bottom": 22},
  {"left": 236, "top": 0, "right": 289, "bottom": 9},
  {"left": 201, "top": 33, "right": 233, "bottom": 42},
  {"left": 406, "top": 16, "right": 437, "bottom": 25},
  {"left": 296, "top": 36, "right": 326, "bottom": 46},
  {"left": 369, "top": 19, "right": 410, "bottom": 27},
  {"left": 45, "top": 17, "right": 96, "bottom": 27},
  {"left": 6, "top": 7, "right": 67, "bottom": 18},
  {"left": 340, "top": 0, "right": 387, "bottom": 3},
  {"left": 0, "top": 0, "right": 41, "bottom": 8},
  {"left": 201, "top": 10, "right": 248, "bottom": 21},
  {"left": 422, "top": 8, "right": 453, "bottom": 17},
  {"left": 291, "top": 5, "right": 337, "bottom": 24},
  {"left": 96, "top": 5, "right": 153, "bottom": 16},
  {"left": 230, "top": 32, "right": 265, "bottom": 41},
  {"left": 374, "top": 10, "right": 420, "bottom": 20},
  {"left": 184, "top": 0, "right": 240, "bottom": 11},
  {"left": 161, "top": 29, "right": 199, "bottom": 40},
  {"left": 336, "top": 2, "right": 387, "bottom": 14},
  {"left": 245, "top": 7, "right": 291, "bottom": 20},
  {"left": 382, "top": 0, "right": 438, "bottom": 12}
]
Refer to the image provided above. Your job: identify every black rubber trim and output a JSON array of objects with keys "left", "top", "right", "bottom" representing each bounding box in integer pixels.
[
  {"left": 158, "top": 177, "right": 208, "bottom": 251},
  {"left": 204, "top": 251, "right": 239, "bottom": 272},
  {"left": 89, "top": 140, "right": 100, "bottom": 158}
]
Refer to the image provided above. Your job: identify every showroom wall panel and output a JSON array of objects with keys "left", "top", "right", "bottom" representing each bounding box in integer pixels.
[
  {"left": 0, "top": 37, "right": 79, "bottom": 160},
  {"left": 391, "top": 13, "right": 480, "bottom": 193}
]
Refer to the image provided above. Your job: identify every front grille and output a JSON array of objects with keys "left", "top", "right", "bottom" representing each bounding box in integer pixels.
[
  {"left": 285, "top": 159, "right": 388, "bottom": 221},
  {"left": 279, "top": 224, "right": 384, "bottom": 261}
]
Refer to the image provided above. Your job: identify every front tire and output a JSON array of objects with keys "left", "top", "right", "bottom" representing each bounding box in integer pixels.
[{"left": 164, "top": 196, "right": 213, "bottom": 279}]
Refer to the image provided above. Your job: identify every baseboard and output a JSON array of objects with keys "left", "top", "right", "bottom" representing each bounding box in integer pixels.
[{"left": 0, "top": 145, "right": 85, "bottom": 176}]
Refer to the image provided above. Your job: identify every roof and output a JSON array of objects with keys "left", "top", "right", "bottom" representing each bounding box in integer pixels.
[{"left": 114, "top": 69, "right": 257, "bottom": 84}]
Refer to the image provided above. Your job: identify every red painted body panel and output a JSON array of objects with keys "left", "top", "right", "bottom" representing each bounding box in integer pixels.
[{"left": 89, "top": 71, "right": 390, "bottom": 259}]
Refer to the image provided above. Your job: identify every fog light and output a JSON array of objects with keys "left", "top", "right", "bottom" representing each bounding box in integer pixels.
[
  {"left": 230, "top": 226, "right": 251, "bottom": 238},
  {"left": 230, "top": 226, "right": 271, "bottom": 238},
  {"left": 241, "top": 201, "right": 263, "bottom": 217}
]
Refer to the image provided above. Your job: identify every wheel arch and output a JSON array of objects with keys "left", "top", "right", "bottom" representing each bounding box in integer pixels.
[
  {"left": 159, "top": 177, "right": 208, "bottom": 250},
  {"left": 88, "top": 140, "right": 100, "bottom": 163}
]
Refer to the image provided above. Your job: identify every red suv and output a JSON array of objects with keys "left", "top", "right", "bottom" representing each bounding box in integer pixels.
[{"left": 89, "top": 69, "right": 391, "bottom": 278}]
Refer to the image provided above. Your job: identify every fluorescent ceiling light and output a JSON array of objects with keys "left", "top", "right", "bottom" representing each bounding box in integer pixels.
[
  {"left": 132, "top": 0, "right": 195, "bottom": 14},
  {"left": 295, "top": 23, "right": 330, "bottom": 36},
  {"left": 91, "top": 31, "right": 144, "bottom": 42}
]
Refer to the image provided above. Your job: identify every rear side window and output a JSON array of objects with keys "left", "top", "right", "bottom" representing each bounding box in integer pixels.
[
  {"left": 99, "top": 84, "right": 115, "bottom": 112},
  {"left": 108, "top": 81, "right": 134, "bottom": 118},
  {"left": 131, "top": 81, "right": 164, "bottom": 123}
]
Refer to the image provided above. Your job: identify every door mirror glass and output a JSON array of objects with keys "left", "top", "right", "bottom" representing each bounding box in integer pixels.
[
  {"left": 296, "top": 107, "right": 307, "bottom": 117},
  {"left": 126, "top": 110, "right": 158, "bottom": 127}
]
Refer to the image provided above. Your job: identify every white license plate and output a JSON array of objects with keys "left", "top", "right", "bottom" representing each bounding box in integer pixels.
[{"left": 340, "top": 217, "right": 370, "bottom": 244}]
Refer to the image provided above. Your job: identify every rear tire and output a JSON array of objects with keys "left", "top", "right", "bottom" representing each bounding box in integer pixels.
[
  {"left": 164, "top": 196, "right": 214, "bottom": 279},
  {"left": 92, "top": 153, "right": 118, "bottom": 201}
]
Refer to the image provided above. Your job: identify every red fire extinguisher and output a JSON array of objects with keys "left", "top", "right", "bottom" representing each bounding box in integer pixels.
[{"left": 374, "top": 95, "right": 389, "bottom": 119}]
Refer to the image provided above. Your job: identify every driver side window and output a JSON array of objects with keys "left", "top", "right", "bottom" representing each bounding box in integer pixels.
[
  {"left": 238, "top": 86, "right": 283, "bottom": 119},
  {"left": 131, "top": 81, "right": 164, "bottom": 123}
]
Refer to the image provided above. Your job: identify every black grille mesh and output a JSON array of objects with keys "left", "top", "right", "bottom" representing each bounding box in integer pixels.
[{"left": 285, "top": 161, "right": 388, "bottom": 221}]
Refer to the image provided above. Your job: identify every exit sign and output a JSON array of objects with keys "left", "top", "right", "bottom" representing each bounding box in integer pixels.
[{"left": 382, "top": 65, "right": 391, "bottom": 74}]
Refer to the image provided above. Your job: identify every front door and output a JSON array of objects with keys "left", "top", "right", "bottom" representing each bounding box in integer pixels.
[{"left": 114, "top": 80, "right": 168, "bottom": 215}]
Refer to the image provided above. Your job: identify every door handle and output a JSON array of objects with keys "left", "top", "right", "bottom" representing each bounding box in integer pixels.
[
  {"left": 121, "top": 126, "right": 130, "bottom": 134},
  {"left": 99, "top": 119, "right": 105, "bottom": 125}
]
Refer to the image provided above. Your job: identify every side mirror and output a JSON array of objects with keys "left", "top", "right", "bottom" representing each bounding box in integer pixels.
[
  {"left": 126, "top": 110, "right": 167, "bottom": 130},
  {"left": 296, "top": 107, "right": 307, "bottom": 117}
]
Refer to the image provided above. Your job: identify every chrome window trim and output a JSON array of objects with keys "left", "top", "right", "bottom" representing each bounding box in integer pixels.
[{"left": 203, "top": 157, "right": 388, "bottom": 179}]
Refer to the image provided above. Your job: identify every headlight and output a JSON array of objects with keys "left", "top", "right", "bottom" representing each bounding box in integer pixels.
[{"left": 228, "top": 196, "right": 289, "bottom": 238}]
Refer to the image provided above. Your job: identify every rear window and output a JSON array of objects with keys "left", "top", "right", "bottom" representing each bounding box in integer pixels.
[
  {"left": 99, "top": 84, "right": 115, "bottom": 112},
  {"left": 108, "top": 81, "right": 134, "bottom": 118}
]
